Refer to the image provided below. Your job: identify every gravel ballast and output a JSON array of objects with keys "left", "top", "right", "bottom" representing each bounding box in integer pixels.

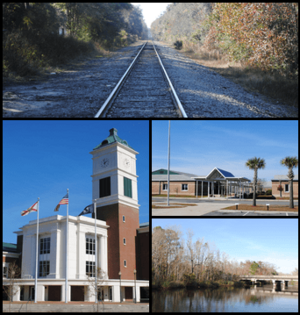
[
  {"left": 155, "top": 41, "right": 298, "bottom": 118},
  {"left": 3, "top": 40, "right": 298, "bottom": 118}
]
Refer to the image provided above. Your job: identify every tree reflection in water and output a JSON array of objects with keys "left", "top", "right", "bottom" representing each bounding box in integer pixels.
[{"left": 152, "top": 286, "right": 298, "bottom": 312}]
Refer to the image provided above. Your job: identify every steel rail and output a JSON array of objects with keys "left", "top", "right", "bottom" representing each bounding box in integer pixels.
[
  {"left": 95, "top": 40, "right": 187, "bottom": 118},
  {"left": 152, "top": 41, "right": 188, "bottom": 118},
  {"left": 94, "top": 42, "right": 147, "bottom": 118}
]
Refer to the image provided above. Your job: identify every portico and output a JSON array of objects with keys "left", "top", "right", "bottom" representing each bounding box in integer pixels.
[{"left": 193, "top": 168, "right": 251, "bottom": 199}]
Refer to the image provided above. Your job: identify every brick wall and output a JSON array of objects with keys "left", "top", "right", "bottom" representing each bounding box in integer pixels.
[
  {"left": 95, "top": 203, "right": 139, "bottom": 280},
  {"left": 152, "top": 181, "right": 195, "bottom": 196},
  {"left": 272, "top": 181, "right": 298, "bottom": 197}
]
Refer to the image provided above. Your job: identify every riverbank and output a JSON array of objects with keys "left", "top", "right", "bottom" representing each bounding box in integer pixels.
[{"left": 152, "top": 280, "right": 245, "bottom": 291}]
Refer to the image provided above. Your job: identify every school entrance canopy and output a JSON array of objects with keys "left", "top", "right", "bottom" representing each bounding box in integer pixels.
[{"left": 193, "top": 167, "right": 251, "bottom": 198}]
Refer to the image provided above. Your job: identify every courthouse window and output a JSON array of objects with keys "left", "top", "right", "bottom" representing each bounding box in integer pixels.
[
  {"left": 99, "top": 177, "right": 111, "bottom": 198},
  {"left": 39, "top": 261, "right": 50, "bottom": 277},
  {"left": 124, "top": 177, "right": 132, "bottom": 198},
  {"left": 162, "top": 184, "right": 168, "bottom": 191},
  {"left": 86, "top": 261, "right": 95, "bottom": 277},
  {"left": 40, "top": 237, "right": 50, "bottom": 254},
  {"left": 86, "top": 238, "right": 95, "bottom": 255}
]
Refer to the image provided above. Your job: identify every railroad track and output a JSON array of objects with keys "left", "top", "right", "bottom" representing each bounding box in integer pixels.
[{"left": 95, "top": 41, "right": 188, "bottom": 118}]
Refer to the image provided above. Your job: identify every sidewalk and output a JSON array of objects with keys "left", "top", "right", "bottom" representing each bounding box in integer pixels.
[
  {"left": 152, "top": 201, "right": 236, "bottom": 216},
  {"left": 3, "top": 301, "right": 149, "bottom": 313}
]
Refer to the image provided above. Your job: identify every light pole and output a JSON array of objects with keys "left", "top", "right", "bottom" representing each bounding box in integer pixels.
[
  {"left": 119, "top": 271, "right": 122, "bottom": 303},
  {"left": 134, "top": 269, "right": 137, "bottom": 303}
]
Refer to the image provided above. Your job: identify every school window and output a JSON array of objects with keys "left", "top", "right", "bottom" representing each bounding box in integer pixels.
[
  {"left": 86, "top": 261, "right": 95, "bottom": 277},
  {"left": 124, "top": 177, "right": 132, "bottom": 198},
  {"left": 123, "top": 238, "right": 126, "bottom": 245},
  {"left": 99, "top": 177, "right": 111, "bottom": 198},
  {"left": 39, "top": 261, "right": 50, "bottom": 277},
  {"left": 40, "top": 237, "right": 50, "bottom": 254},
  {"left": 124, "top": 260, "right": 127, "bottom": 267},
  {"left": 162, "top": 184, "right": 168, "bottom": 190},
  {"left": 86, "top": 237, "right": 95, "bottom": 255},
  {"left": 284, "top": 184, "right": 289, "bottom": 192},
  {"left": 182, "top": 184, "right": 188, "bottom": 191},
  {"left": 122, "top": 215, "right": 125, "bottom": 222}
]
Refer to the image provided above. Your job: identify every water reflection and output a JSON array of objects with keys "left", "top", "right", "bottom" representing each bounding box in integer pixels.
[{"left": 152, "top": 285, "right": 298, "bottom": 312}]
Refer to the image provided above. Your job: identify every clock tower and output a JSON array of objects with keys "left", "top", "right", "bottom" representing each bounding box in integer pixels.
[{"left": 90, "top": 128, "right": 140, "bottom": 280}]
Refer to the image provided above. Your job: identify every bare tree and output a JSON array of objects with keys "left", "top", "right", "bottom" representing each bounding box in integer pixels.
[{"left": 3, "top": 261, "right": 21, "bottom": 312}]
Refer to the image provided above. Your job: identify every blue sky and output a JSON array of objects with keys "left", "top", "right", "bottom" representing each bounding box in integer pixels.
[
  {"left": 152, "top": 219, "right": 298, "bottom": 274},
  {"left": 3, "top": 120, "right": 149, "bottom": 244},
  {"left": 152, "top": 120, "right": 298, "bottom": 182},
  {"left": 132, "top": 3, "right": 171, "bottom": 28}
]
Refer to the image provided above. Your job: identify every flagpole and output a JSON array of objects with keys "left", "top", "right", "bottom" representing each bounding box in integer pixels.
[
  {"left": 34, "top": 197, "right": 40, "bottom": 303},
  {"left": 167, "top": 120, "right": 171, "bottom": 206},
  {"left": 65, "top": 189, "right": 69, "bottom": 303},
  {"left": 94, "top": 199, "right": 98, "bottom": 304}
]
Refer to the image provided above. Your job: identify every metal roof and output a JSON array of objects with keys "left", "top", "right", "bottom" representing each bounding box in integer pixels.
[
  {"left": 153, "top": 168, "right": 250, "bottom": 182},
  {"left": 217, "top": 168, "right": 235, "bottom": 178},
  {"left": 93, "top": 128, "right": 133, "bottom": 150},
  {"left": 273, "top": 174, "right": 298, "bottom": 180},
  {"left": 3, "top": 242, "right": 18, "bottom": 253},
  {"left": 152, "top": 169, "right": 201, "bottom": 181}
]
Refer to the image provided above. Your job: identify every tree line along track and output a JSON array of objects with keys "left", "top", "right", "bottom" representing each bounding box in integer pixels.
[{"left": 95, "top": 41, "right": 188, "bottom": 118}]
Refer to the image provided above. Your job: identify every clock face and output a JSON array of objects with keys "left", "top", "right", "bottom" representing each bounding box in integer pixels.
[
  {"left": 101, "top": 158, "right": 109, "bottom": 168},
  {"left": 124, "top": 158, "right": 130, "bottom": 168}
]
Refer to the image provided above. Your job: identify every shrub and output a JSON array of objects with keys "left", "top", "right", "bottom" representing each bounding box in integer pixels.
[
  {"left": 266, "top": 189, "right": 272, "bottom": 195},
  {"left": 174, "top": 40, "right": 183, "bottom": 50}
]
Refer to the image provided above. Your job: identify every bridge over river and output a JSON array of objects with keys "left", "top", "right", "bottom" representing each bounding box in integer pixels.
[{"left": 239, "top": 275, "right": 298, "bottom": 290}]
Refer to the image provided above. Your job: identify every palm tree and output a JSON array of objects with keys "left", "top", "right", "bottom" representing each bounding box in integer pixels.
[
  {"left": 246, "top": 157, "right": 266, "bottom": 206},
  {"left": 280, "top": 157, "right": 298, "bottom": 208}
]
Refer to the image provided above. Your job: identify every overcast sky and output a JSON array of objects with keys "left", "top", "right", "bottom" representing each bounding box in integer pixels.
[
  {"left": 152, "top": 120, "right": 298, "bottom": 182},
  {"left": 153, "top": 218, "right": 298, "bottom": 274},
  {"left": 3, "top": 120, "right": 149, "bottom": 244},
  {"left": 132, "top": 3, "right": 171, "bottom": 28}
]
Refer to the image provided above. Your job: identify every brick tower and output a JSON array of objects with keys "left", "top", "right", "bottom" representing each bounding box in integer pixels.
[{"left": 90, "top": 128, "right": 139, "bottom": 280}]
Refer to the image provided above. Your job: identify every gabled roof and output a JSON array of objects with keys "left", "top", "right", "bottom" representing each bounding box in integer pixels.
[
  {"left": 216, "top": 168, "right": 235, "bottom": 178},
  {"left": 93, "top": 128, "right": 133, "bottom": 150}
]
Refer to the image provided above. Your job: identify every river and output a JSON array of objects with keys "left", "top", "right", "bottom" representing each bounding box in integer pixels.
[{"left": 152, "top": 285, "right": 298, "bottom": 312}]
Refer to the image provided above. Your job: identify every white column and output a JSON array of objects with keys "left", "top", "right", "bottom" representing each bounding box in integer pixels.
[
  {"left": 212, "top": 182, "right": 214, "bottom": 197},
  {"left": 208, "top": 181, "right": 210, "bottom": 198},
  {"left": 113, "top": 284, "right": 121, "bottom": 302},
  {"left": 226, "top": 180, "right": 228, "bottom": 199},
  {"left": 196, "top": 180, "right": 198, "bottom": 198},
  {"left": 201, "top": 181, "right": 203, "bottom": 198}
]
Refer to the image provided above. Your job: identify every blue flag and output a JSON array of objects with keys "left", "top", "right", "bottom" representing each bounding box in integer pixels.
[{"left": 79, "top": 204, "right": 94, "bottom": 216}]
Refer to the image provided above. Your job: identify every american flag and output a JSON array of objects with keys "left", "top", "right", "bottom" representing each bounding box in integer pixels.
[
  {"left": 21, "top": 201, "right": 38, "bottom": 216},
  {"left": 54, "top": 193, "right": 69, "bottom": 211}
]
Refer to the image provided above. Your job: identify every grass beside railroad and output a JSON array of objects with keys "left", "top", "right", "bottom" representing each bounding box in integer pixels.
[
  {"left": 170, "top": 42, "right": 298, "bottom": 110},
  {"left": 222, "top": 204, "right": 298, "bottom": 212}
]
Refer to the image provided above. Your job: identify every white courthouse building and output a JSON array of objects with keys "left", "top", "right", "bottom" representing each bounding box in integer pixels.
[{"left": 3, "top": 128, "right": 149, "bottom": 303}]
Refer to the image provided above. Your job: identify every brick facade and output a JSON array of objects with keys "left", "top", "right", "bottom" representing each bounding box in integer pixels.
[
  {"left": 152, "top": 181, "right": 196, "bottom": 196},
  {"left": 95, "top": 203, "right": 139, "bottom": 281},
  {"left": 272, "top": 180, "right": 298, "bottom": 197}
]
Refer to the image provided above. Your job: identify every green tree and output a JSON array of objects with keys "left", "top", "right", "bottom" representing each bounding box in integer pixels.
[
  {"left": 250, "top": 261, "right": 259, "bottom": 275},
  {"left": 246, "top": 157, "right": 266, "bottom": 206},
  {"left": 280, "top": 157, "right": 298, "bottom": 208}
]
